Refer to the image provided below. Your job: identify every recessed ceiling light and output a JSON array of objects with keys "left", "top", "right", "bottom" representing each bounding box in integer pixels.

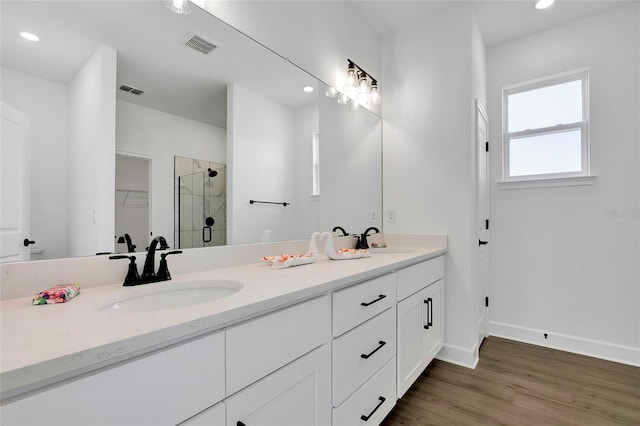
[
  {"left": 535, "top": 0, "right": 556, "bottom": 10},
  {"left": 303, "top": 86, "right": 314, "bottom": 93},
  {"left": 20, "top": 32, "right": 39, "bottom": 42}
]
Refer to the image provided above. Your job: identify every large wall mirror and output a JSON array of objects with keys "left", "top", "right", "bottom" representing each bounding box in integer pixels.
[{"left": 0, "top": 1, "right": 382, "bottom": 262}]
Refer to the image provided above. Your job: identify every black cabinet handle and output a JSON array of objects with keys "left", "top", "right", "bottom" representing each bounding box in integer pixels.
[
  {"left": 423, "top": 298, "right": 433, "bottom": 329},
  {"left": 360, "top": 396, "right": 386, "bottom": 421},
  {"left": 479, "top": 239, "right": 488, "bottom": 246},
  {"left": 23, "top": 238, "right": 36, "bottom": 247},
  {"left": 361, "top": 340, "right": 386, "bottom": 359},
  {"left": 202, "top": 226, "right": 212, "bottom": 243},
  {"left": 361, "top": 294, "right": 386, "bottom": 307},
  {"left": 237, "top": 422, "right": 246, "bottom": 426}
]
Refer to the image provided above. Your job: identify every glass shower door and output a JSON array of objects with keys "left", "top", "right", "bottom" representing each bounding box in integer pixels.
[{"left": 175, "top": 156, "right": 226, "bottom": 249}]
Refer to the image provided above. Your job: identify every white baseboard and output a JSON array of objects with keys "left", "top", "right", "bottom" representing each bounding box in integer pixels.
[
  {"left": 436, "top": 342, "right": 479, "bottom": 369},
  {"left": 489, "top": 321, "right": 640, "bottom": 367}
]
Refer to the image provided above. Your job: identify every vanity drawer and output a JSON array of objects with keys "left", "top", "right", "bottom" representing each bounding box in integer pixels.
[
  {"left": 226, "top": 295, "right": 330, "bottom": 395},
  {"left": 397, "top": 256, "right": 444, "bottom": 301},
  {"left": 332, "top": 306, "right": 396, "bottom": 406},
  {"left": 332, "top": 357, "right": 396, "bottom": 426},
  {"left": 333, "top": 273, "right": 396, "bottom": 337}
]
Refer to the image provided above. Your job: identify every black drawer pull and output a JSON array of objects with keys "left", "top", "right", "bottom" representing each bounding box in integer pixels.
[
  {"left": 423, "top": 298, "right": 433, "bottom": 329},
  {"left": 360, "top": 396, "right": 386, "bottom": 421},
  {"left": 361, "top": 294, "right": 386, "bottom": 307},
  {"left": 361, "top": 340, "right": 386, "bottom": 359},
  {"left": 237, "top": 422, "right": 246, "bottom": 426}
]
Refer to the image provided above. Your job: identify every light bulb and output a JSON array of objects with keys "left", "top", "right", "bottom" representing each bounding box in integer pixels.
[
  {"left": 344, "top": 61, "right": 358, "bottom": 93},
  {"left": 369, "top": 81, "right": 381, "bottom": 105},
  {"left": 325, "top": 86, "right": 337, "bottom": 98},
  {"left": 20, "top": 32, "right": 39, "bottom": 42},
  {"left": 535, "top": 0, "right": 555, "bottom": 10},
  {"left": 166, "top": 0, "right": 193, "bottom": 14},
  {"left": 337, "top": 92, "right": 349, "bottom": 105}
]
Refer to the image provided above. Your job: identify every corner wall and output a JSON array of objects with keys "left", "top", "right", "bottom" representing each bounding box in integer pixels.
[
  {"left": 68, "top": 45, "right": 117, "bottom": 257},
  {"left": 227, "top": 84, "right": 296, "bottom": 244},
  {"left": 382, "top": 4, "right": 484, "bottom": 367},
  {"left": 487, "top": 4, "right": 640, "bottom": 366}
]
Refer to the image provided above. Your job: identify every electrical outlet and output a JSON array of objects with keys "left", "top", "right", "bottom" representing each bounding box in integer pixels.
[
  {"left": 386, "top": 209, "right": 396, "bottom": 223},
  {"left": 370, "top": 209, "right": 378, "bottom": 222}
]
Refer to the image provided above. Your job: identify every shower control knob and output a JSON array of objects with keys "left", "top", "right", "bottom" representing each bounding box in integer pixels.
[{"left": 23, "top": 238, "right": 36, "bottom": 247}]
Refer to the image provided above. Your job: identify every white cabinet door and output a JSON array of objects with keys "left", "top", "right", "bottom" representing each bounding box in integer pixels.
[
  {"left": 225, "top": 345, "right": 331, "bottom": 426},
  {"left": 396, "top": 279, "right": 445, "bottom": 398},
  {"left": 396, "top": 285, "right": 429, "bottom": 398},
  {"left": 423, "top": 279, "right": 444, "bottom": 364}
]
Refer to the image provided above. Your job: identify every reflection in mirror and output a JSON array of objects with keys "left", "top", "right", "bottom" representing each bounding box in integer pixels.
[
  {"left": 174, "top": 156, "right": 227, "bottom": 249},
  {"left": 0, "top": 0, "right": 382, "bottom": 262},
  {"left": 115, "top": 154, "right": 151, "bottom": 254}
]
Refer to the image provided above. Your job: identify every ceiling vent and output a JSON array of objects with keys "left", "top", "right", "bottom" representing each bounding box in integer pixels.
[
  {"left": 119, "top": 85, "right": 144, "bottom": 96},
  {"left": 183, "top": 32, "right": 218, "bottom": 54}
]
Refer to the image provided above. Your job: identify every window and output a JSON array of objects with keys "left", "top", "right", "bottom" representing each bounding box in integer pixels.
[
  {"left": 502, "top": 69, "right": 590, "bottom": 182},
  {"left": 311, "top": 132, "right": 320, "bottom": 196}
]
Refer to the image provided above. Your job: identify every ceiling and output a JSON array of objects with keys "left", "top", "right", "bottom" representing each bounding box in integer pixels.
[
  {"left": 351, "top": 0, "right": 635, "bottom": 46},
  {"left": 1, "top": 1, "right": 634, "bottom": 128},
  {"left": 0, "top": 1, "right": 318, "bottom": 129}
]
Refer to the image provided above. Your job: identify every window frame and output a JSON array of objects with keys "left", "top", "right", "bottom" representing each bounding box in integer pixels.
[{"left": 502, "top": 68, "right": 591, "bottom": 182}]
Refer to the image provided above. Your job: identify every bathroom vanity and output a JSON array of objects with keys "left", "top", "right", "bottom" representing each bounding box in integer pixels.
[{"left": 0, "top": 235, "right": 446, "bottom": 425}]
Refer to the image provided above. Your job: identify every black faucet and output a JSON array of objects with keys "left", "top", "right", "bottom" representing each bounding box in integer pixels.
[
  {"left": 109, "top": 236, "right": 182, "bottom": 286},
  {"left": 117, "top": 233, "right": 136, "bottom": 253},
  {"left": 332, "top": 226, "right": 349, "bottom": 236},
  {"left": 358, "top": 227, "right": 380, "bottom": 249},
  {"left": 142, "top": 236, "right": 170, "bottom": 279}
]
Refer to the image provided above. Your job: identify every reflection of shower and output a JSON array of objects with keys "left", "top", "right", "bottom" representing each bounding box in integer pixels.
[{"left": 207, "top": 168, "right": 218, "bottom": 178}]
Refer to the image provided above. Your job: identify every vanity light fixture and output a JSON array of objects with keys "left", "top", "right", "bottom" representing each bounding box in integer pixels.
[
  {"left": 166, "top": 0, "right": 193, "bottom": 15},
  {"left": 535, "top": 0, "right": 556, "bottom": 10},
  {"left": 20, "top": 32, "right": 39, "bottom": 42},
  {"left": 329, "top": 59, "right": 381, "bottom": 109}
]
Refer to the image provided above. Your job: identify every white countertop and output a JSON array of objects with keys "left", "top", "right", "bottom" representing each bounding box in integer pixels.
[{"left": 1, "top": 239, "right": 446, "bottom": 400}]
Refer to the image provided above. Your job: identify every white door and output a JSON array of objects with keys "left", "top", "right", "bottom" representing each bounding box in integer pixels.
[
  {"left": 476, "top": 99, "right": 490, "bottom": 345},
  {"left": 422, "top": 279, "right": 444, "bottom": 364},
  {"left": 1, "top": 102, "right": 31, "bottom": 262},
  {"left": 396, "top": 286, "right": 428, "bottom": 398}
]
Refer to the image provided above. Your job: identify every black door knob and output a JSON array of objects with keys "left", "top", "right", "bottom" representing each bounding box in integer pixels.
[{"left": 23, "top": 238, "right": 36, "bottom": 247}]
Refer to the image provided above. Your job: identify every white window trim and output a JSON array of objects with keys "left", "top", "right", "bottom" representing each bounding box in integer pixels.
[{"left": 500, "top": 68, "right": 592, "bottom": 185}]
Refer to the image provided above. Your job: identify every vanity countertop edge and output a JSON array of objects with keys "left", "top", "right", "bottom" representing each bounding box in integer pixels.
[{"left": 0, "top": 237, "right": 446, "bottom": 400}]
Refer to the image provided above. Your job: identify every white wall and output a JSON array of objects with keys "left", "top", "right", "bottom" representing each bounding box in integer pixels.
[
  {"left": 68, "top": 45, "right": 117, "bottom": 257},
  {"left": 487, "top": 4, "right": 640, "bottom": 366},
  {"left": 318, "top": 94, "right": 382, "bottom": 236},
  {"left": 293, "top": 103, "right": 321, "bottom": 239},
  {"left": 227, "top": 84, "right": 296, "bottom": 245},
  {"left": 0, "top": 68, "right": 69, "bottom": 260},
  {"left": 116, "top": 100, "right": 226, "bottom": 249},
  {"left": 382, "top": 4, "right": 484, "bottom": 367}
]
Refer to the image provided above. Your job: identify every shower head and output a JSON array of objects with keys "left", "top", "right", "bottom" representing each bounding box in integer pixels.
[{"left": 207, "top": 168, "right": 218, "bottom": 178}]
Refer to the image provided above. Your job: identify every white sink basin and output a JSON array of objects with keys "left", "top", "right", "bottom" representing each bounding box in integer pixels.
[{"left": 95, "top": 280, "right": 243, "bottom": 313}]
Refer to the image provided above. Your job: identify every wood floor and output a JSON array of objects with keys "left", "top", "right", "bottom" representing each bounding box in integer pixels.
[{"left": 382, "top": 337, "right": 640, "bottom": 425}]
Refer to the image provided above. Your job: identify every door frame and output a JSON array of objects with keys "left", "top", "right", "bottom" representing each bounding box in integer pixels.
[
  {"left": 115, "top": 150, "right": 154, "bottom": 250},
  {"left": 475, "top": 98, "right": 490, "bottom": 346}
]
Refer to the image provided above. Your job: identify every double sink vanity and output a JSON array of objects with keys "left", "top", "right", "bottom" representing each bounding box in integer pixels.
[{"left": 0, "top": 234, "right": 446, "bottom": 425}]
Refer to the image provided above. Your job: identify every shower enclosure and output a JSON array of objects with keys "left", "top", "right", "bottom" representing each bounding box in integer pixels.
[{"left": 174, "top": 156, "right": 226, "bottom": 248}]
